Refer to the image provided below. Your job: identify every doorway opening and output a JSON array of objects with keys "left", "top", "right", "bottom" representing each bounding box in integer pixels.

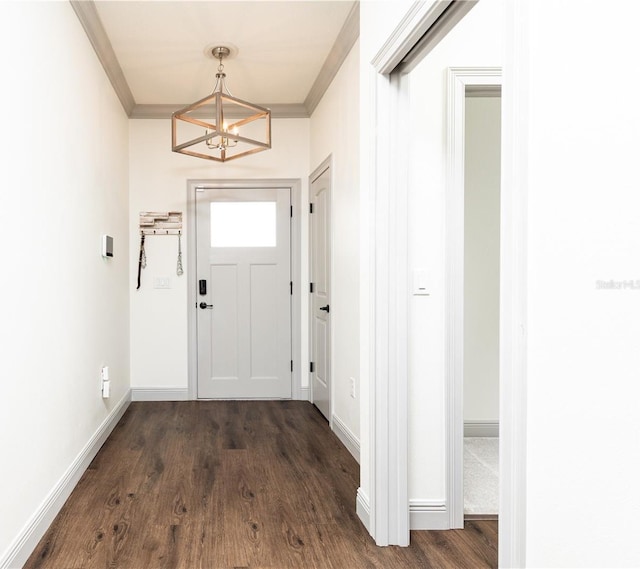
[{"left": 462, "top": 87, "right": 501, "bottom": 520}]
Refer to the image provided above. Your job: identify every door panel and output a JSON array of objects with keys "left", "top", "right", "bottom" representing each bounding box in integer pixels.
[
  {"left": 250, "top": 264, "right": 278, "bottom": 378},
  {"left": 197, "top": 188, "right": 291, "bottom": 399},
  {"left": 310, "top": 166, "right": 331, "bottom": 420},
  {"left": 210, "top": 264, "right": 238, "bottom": 379}
]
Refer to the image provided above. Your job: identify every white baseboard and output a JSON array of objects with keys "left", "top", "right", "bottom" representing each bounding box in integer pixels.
[
  {"left": 464, "top": 420, "right": 499, "bottom": 437},
  {"left": 131, "top": 387, "right": 189, "bottom": 401},
  {"left": 295, "top": 386, "right": 310, "bottom": 401},
  {"left": 0, "top": 391, "right": 131, "bottom": 569},
  {"left": 356, "top": 493, "right": 450, "bottom": 533},
  {"left": 356, "top": 487, "right": 371, "bottom": 533},
  {"left": 331, "top": 414, "right": 360, "bottom": 463},
  {"left": 409, "top": 499, "right": 449, "bottom": 530}
]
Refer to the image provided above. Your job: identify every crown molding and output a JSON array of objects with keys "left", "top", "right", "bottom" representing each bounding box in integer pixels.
[
  {"left": 129, "top": 103, "right": 309, "bottom": 120},
  {"left": 71, "top": 0, "right": 358, "bottom": 120},
  {"left": 69, "top": 0, "right": 135, "bottom": 115},
  {"left": 304, "top": 1, "right": 360, "bottom": 115}
]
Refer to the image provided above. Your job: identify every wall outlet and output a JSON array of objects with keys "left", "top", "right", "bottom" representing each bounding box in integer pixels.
[
  {"left": 101, "top": 366, "right": 110, "bottom": 398},
  {"left": 350, "top": 377, "right": 356, "bottom": 398}
]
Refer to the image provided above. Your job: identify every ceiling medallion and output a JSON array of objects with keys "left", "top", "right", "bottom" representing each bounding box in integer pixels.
[{"left": 171, "top": 46, "right": 271, "bottom": 163}]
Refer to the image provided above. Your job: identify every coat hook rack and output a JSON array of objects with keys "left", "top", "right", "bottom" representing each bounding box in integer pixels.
[
  {"left": 139, "top": 211, "right": 182, "bottom": 235},
  {"left": 136, "top": 211, "right": 185, "bottom": 289}
]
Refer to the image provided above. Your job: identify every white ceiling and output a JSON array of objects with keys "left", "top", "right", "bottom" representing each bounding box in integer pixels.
[{"left": 86, "top": 1, "right": 357, "bottom": 116}]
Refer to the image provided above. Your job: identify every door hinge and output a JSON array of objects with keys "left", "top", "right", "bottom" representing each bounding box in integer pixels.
[
  {"left": 290, "top": 205, "right": 293, "bottom": 218},
  {"left": 309, "top": 202, "right": 314, "bottom": 214},
  {"left": 310, "top": 282, "right": 314, "bottom": 293},
  {"left": 310, "top": 362, "right": 315, "bottom": 373},
  {"left": 291, "top": 360, "right": 293, "bottom": 372},
  {"left": 290, "top": 281, "right": 293, "bottom": 295}
]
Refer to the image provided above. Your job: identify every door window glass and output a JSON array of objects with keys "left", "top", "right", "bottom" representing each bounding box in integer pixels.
[{"left": 210, "top": 202, "right": 276, "bottom": 247}]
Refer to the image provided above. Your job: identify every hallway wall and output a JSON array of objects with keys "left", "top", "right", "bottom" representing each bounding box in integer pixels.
[
  {"left": 0, "top": 2, "right": 130, "bottom": 564},
  {"left": 128, "top": 119, "right": 310, "bottom": 394},
  {"left": 310, "top": 40, "right": 361, "bottom": 447}
]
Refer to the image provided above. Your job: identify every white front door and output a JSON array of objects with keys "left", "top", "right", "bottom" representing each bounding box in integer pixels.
[
  {"left": 196, "top": 188, "right": 291, "bottom": 399},
  {"left": 309, "top": 165, "right": 331, "bottom": 420}
]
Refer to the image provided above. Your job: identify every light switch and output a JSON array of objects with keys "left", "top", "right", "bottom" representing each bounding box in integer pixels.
[
  {"left": 412, "top": 269, "right": 430, "bottom": 295},
  {"left": 153, "top": 277, "right": 172, "bottom": 289}
]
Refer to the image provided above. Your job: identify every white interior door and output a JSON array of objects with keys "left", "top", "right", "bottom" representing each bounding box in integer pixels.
[
  {"left": 196, "top": 188, "right": 291, "bottom": 399},
  {"left": 310, "top": 165, "right": 331, "bottom": 420}
]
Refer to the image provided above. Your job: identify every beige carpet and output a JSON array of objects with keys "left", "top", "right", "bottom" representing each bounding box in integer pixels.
[{"left": 464, "top": 437, "right": 499, "bottom": 515}]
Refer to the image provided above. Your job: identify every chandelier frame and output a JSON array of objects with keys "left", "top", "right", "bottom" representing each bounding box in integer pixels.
[{"left": 171, "top": 46, "right": 272, "bottom": 163}]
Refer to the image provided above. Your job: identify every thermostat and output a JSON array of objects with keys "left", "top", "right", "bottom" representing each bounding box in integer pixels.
[{"left": 102, "top": 235, "right": 114, "bottom": 258}]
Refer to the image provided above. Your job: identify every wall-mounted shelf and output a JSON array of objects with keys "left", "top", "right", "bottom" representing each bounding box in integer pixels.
[{"left": 139, "top": 211, "right": 182, "bottom": 235}]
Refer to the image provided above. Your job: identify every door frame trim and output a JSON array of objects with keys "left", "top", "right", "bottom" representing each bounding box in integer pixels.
[
  {"left": 186, "top": 178, "right": 303, "bottom": 401},
  {"left": 445, "top": 67, "right": 502, "bottom": 529},
  {"left": 308, "top": 155, "right": 333, "bottom": 422},
  {"left": 366, "top": 1, "right": 527, "bottom": 561}
]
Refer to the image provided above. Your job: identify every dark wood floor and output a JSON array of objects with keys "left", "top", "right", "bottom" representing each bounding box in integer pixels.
[{"left": 24, "top": 401, "right": 497, "bottom": 569}]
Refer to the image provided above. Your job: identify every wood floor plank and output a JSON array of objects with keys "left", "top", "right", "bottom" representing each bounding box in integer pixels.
[{"left": 24, "top": 401, "right": 497, "bottom": 569}]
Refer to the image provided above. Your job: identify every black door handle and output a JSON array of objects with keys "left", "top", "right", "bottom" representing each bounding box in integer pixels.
[
  {"left": 319, "top": 305, "right": 330, "bottom": 313},
  {"left": 199, "top": 302, "right": 213, "bottom": 309}
]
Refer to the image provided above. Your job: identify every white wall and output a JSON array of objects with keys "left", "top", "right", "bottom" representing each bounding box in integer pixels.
[
  {"left": 310, "top": 40, "right": 360, "bottom": 443},
  {"left": 129, "top": 119, "right": 310, "bottom": 392},
  {"left": 464, "top": 96, "right": 501, "bottom": 424},
  {"left": 407, "top": 0, "right": 503, "bottom": 501},
  {"left": 509, "top": 1, "right": 640, "bottom": 566},
  {"left": 0, "top": 1, "right": 130, "bottom": 563}
]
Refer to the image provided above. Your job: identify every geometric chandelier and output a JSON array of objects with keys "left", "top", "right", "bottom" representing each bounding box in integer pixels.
[{"left": 171, "top": 46, "right": 271, "bottom": 163}]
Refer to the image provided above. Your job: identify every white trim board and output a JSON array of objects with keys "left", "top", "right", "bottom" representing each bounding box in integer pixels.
[
  {"left": 356, "top": 488, "right": 371, "bottom": 533},
  {"left": 332, "top": 414, "right": 360, "bottom": 464},
  {"left": 131, "top": 388, "right": 189, "bottom": 401},
  {"left": 445, "top": 66, "right": 503, "bottom": 530},
  {"left": 409, "top": 500, "right": 449, "bottom": 530},
  {"left": 0, "top": 391, "right": 131, "bottom": 569},
  {"left": 356, "top": 496, "right": 450, "bottom": 531},
  {"left": 499, "top": 1, "right": 530, "bottom": 565}
]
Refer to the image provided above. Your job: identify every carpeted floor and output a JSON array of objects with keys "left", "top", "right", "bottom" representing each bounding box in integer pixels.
[{"left": 464, "top": 437, "right": 499, "bottom": 516}]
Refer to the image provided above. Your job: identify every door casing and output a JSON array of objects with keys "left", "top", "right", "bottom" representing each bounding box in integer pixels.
[
  {"left": 365, "top": 2, "right": 527, "bottom": 563},
  {"left": 446, "top": 68, "right": 502, "bottom": 528},
  {"left": 187, "top": 178, "right": 303, "bottom": 401}
]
